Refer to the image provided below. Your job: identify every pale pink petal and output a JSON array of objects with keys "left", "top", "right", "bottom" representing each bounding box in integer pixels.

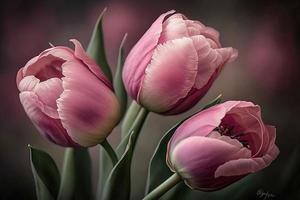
[
  {"left": 34, "top": 78, "right": 63, "bottom": 119},
  {"left": 159, "top": 13, "right": 188, "bottom": 43},
  {"left": 168, "top": 136, "right": 251, "bottom": 189},
  {"left": 18, "top": 75, "right": 40, "bottom": 92},
  {"left": 19, "top": 91, "right": 78, "bottom": 147},
  {"left": 201, "top": 26, "right": 221, "bottom": 47},
  {"left": 57, "top": 60, "right": 120, "bottom": 147},
  {"left": 215, "top": 145, "right": 279, "bottom": 178},
  {"left": 138, "top": 37, "right": 198, "bottom": 113},
  {"left": 184, "top": 20, "right": 204, "bottom": 36},
  {"left": 123, "top": 10, "right": 175, "bottom": 99},
  {"left": 70, "top": 39, "right": 112, "bottom": 89}
]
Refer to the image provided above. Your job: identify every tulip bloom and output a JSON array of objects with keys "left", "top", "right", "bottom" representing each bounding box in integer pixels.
[
  {"left": 167, "top": 101, "right": 279, "bottom": 190},
  {"left": 17, "top": 40, "right": 120, "bottom": 147},
  {"left": 123, "top": 10, "right": 237, "bottom": 114}
]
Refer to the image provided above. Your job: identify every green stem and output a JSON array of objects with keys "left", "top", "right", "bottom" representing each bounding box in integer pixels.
[
  {"left": 116, "top": 107, "right": 149, "bottom": 156},
  {"left": 121, "top": 101, "right": 142, "bottom": 138},
  {"left": 143, "top": 173, "right": 182, "bottom": 200},
  {"left": 100, "top": 139, "right": 118, "bottom": 166}
]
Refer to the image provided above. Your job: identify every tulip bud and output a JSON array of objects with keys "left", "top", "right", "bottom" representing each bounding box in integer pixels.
[
  {"left": 16, "top": 39, "right": 120, "bottom": 147},
  {"left": 167, "top": 101, "right": 279, "bottom": 190},
  {"left": 123, "top": 10, "right": 238, "bottom": 114}
]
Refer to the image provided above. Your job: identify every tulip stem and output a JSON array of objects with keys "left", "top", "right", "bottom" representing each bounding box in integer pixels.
[
  {"left": 100, "top": 139, "right": 118, "bottom": 166},
  {"left": 143, "top": 173, "right": 182, "bottom": 200}
]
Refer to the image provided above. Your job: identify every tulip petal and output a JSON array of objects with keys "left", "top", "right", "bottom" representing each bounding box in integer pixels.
[
  {"left": 34, "top": 78, "right": 63, "bottom": 119},
  {"left": 168, "top": 101, "right": 255, "bottom": 152},
  {"left": 57, "top": 60, "right": 120, "bottom": 147},
  {"left": 168, "top": 136, "right": 251, "bottom": 189},
  {"left": 123, "top": 10, "right": 175, "bottom": 99},
  {"left": 18, "top": 75, "right": 40, "bottom": 92},
  {"left": 215, "top": 144, "right": 279, "bottom": 178},
  {"left": 138, "top": 37, "right": 198, "bottom": 112},
  {"left": 70, "top": 39, "right": 112, "bottom": 89},
  {"left": 19, "top": 91, "right": 78, "bottom": 147},
  {"left": 21, "top": 47, "right": 75, "bottom": 80},
  {"left": 222, "top": 105, "right": 268, "bottom": 156},
  {"left": 159, "top": 13, "right": 189, "bottom": 43}
]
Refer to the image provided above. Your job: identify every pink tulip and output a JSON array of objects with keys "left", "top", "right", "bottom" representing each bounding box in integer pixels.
[
  {"left": 167, "top": 101, "right": 279, "bottom": 190},
  {"left": 123, "top": 10, "right": 238, "bottom": 114},
  {"left": 16, "top": 40, "right": 120, "bottom": 147}
]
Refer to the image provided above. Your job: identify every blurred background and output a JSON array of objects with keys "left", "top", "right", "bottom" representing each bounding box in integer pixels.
[{"left": 1, "top": 0, "right": 300, "bottom": 199}]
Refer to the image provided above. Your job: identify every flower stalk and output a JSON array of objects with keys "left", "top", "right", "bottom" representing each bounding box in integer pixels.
[
  {"left": 143, "top": 173, "right": 182, "bottom": 200},
  {"left": 100, "top": 139, "right": 118, "bottom": 166}
]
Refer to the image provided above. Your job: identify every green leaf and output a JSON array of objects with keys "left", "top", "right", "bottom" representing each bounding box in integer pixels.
[
  {"left": 29, "top": 145, "right": 60, "bottom": 200},
  {"left": 113, "top": 34, "right": 128, "bottom": 119},
  {"left": 145, "top": 121, "right": 184, "bottom": 195},
  {"left": 86, "top": 8, "right": 112, "bottom": 81},
  {"left": 96, "top": 147, "right": 113, "bottom": 199},
  {"left": 100, "top": 108, "right": 149, "bottom": 200},
  {"left": 57, "top": 148, "right": 93, "bottom": 200}
]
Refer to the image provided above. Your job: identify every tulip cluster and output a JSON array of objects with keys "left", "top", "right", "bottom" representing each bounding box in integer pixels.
[{"left": 16, "top": 9, "right": 279, "bottom": 200}]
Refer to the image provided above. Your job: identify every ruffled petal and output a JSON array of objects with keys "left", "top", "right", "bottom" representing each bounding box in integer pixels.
[
  {"left": 123, "top": 10, "right": 175, "bottom": 99},
  {"left": 70, "top": 39, "right": 112, "bottom": 89},
  {"left": 138, "top": 37, "right": 198, "bottom": 112},
  {"left": 18, "top": 75, "right": 40, "bottom": 92},
  {"left": 159, "top": 13, "right": 189, "bottom": 43},
  {"left": 19, "top": 91, "right": 78, "bottom": 147},
  {"left": 57, "top": 60, "right": 120, "bottom": 147}
]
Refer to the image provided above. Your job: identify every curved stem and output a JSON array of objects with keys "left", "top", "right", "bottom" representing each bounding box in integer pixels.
[
  {"left": 143, "top": 173, "right": 182, "bottom": 200},
  {"left": 100, "top": 139, "right": 118, "bottom": 166}
]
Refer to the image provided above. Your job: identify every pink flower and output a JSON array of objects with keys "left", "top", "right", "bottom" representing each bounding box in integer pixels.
[
  {"left": 16, "top": 40, "right": 120, "bottom": 147},
  {"left": 123, "top": 10, "right": 238, "bottom": 114},
  {"left": 167, "top": 101, "right": 279, "bottom": 190}
]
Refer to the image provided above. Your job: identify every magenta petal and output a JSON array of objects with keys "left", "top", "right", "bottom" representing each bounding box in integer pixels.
[
  {"left": 19, "top": 91, "right": 78, "bottom": 147},
  {"left": 70, "top": 39, "right": 112, "bottom": 89},
  {"left": 57, "top": 60, "right": 120, "bottom": 147},
  {"left": 123, "top": 10, "right": 175, "bottom": 99},
  {"left": 138, "top": 37, "right": 198, "bottom": 112}
]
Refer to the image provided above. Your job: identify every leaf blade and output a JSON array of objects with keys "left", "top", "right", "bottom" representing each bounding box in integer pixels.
[
  {"left": 29, "top": 145, "right": 60, "bottom": 200},
  {"left": 57, "top": 148, "right": 93, "bottom": 200},
  {"left": 113, "top": 34, "right": 128, "bottom": 119},
  {"left": 86, "top": 8, "right": 112, "bottom": 81}
]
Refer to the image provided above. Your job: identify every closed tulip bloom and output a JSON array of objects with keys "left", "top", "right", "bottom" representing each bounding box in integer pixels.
[
  {"left": 17, "top": 40, "right": 120, "bottom": 147},
  {"left": 123, "top": 10, "right": 238, "bottom": 114},
  {"left": 167, "top": 101, "right": 279, "bottom": 190}
]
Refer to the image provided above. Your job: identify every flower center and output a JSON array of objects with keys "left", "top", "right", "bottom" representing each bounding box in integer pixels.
[{"left": 215, "top": 125, "right": 250, "bottom": 148}]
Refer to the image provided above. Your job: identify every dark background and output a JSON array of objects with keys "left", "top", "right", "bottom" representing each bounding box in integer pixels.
[{"left": 0, "top": 0, "right": 300, "bottom": 199}]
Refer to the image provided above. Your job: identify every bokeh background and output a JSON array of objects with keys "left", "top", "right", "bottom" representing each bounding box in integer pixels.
[{"left": 1, "top": 0, "right": 300, "bottom": 199}]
